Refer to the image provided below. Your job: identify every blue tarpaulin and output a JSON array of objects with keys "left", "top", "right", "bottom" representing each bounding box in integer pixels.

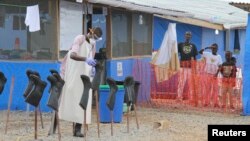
[
  {"left": 242, "top": 13, "right": 250, "bottom": 115},
  {"left": 0, "top": 61, "right": 60, "bottom": 112}
]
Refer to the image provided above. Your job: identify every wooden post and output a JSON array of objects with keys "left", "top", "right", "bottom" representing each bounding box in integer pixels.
[
  {"left": 133, "top": 105, "right": 139, "bottom": 129},
  {"left": 35, "top": 107, "right": 38, "bottom": 139},
  {"left": 5, "top": 76, "right": 15, "bottom": 134},
  {"left": 95, "top": 91, "right": 100, "bottom": 137},
  {"left": 38, "top": 105, "right": 44, "bottom": 129},
  {"left": 84, "top": 110, "right": 87, "bottom": 140},
  {"left": 127, "top": 106, "right": 130, "bottom": 133},
  {"left": 56, "top": 112, "right": 61, "bottom": 141},
  {"left": 111, "top": 110, "right": 113, "bottom": 136}
]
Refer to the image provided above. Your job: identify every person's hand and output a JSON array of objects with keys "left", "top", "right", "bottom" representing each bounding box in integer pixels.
[
  {"left": 86, "top": 58, "right": 96, "bottom": 66},
  {"left": 205, "top": 47, "right": 211, "bottom": 50}
]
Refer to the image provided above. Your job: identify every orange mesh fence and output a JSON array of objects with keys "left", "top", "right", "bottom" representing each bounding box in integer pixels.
[{"left": 150, "top": 60, "right": 243, "bottom": 114}]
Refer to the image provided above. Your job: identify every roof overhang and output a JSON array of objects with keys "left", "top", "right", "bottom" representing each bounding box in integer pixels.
[
  {"left": 155, "top": 14, "right": 224, "bottom": 30},
  {"left": 88, "top": 0, "right": 194, "bottom": 17},
  {"left": 87, "top": 0, "right": 248, "bottom": 30}
]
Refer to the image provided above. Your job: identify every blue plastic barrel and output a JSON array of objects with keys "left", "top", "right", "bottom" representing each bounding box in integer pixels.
[{"left": 99, "top": 85, "right": 124, "bottom": 123}]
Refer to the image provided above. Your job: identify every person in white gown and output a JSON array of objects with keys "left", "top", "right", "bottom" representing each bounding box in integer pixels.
[{"left": 59, "top": 27, "right": 102, "bottom": 137}]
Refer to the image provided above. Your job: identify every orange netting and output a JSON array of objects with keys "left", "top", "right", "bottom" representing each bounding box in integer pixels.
[{"left": 150, "top": 60, "right": 242, "bottom": 113}]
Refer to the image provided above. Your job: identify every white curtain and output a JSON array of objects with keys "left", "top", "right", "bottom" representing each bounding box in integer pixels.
[{"left": 151, "top": 23, "right": 180, "bottom": 82}]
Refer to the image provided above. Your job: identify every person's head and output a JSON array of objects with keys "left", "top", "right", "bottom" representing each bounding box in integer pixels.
[
  {"left": 185, "top": 31, "right": 192, "bottom": 43},
  {"left": 88, "top": 27, "right": 102, "bottom": 39},
  {"left": 211, "top": 43, "right": 218, "bottom": 55},
  {"left": 87, "top": 27, "right": 103, "bottom": 45},
  {"left": 225, "top": 51, "right": 232, "bottom": 62}
]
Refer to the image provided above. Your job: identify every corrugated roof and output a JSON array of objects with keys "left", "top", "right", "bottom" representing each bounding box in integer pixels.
[{"left": 88, "top": 0, "right": 249, "bottom": 29}]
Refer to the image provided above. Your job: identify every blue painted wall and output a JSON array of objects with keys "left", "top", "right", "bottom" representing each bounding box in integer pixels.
[
  {"left": 106, "top": 58, "right": 151, "bottom": 81},
  {"left": 153, "top": 16, "right": 202, "bottom": 59},
  {"left": 0, "top": 61, "right": 60, "bottom": 112},
  {"left": 201, "top": 27, "right": 225, "bottom": 61}
]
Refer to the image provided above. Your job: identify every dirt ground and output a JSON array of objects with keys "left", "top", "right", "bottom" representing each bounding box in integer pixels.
[{"left": 0, "top": 105, "right": 249, "bottom": 141}]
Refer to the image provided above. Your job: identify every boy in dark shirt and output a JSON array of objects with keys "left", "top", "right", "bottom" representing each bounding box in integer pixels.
[{"left": 216, "top": 51, "right": 237, "bottom": 109}]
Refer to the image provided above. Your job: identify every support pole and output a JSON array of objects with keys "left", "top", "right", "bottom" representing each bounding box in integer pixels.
[
  {"left": 111, "top": 111, "right": 113, "bottom": 136},
  {"left": 38, "top": 105, "right": 44, "bottom": 129},
  {"left": 35, "top": 107, "right": 38, "bottom": 139},
  {"left": 56, "top": 112, "right": 61, "bottom": 141},
  {"left": 127, "top": 107, "right": 130, "bottom": 133},
  {"left": 5, "top": 76, "right": 15, "bottom": 134},
  {"left": 95, "top": 90, "right": 100, "bottom": 137},
  {"left": 84, "top": 110, "right": 87, "bottom": 140},
  {"left": 133, "top": 105, "right": 139, "bottom": 129}
]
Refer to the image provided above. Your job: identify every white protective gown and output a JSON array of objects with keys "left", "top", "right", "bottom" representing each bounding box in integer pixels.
[{"left": 58, "top": 41, "right": 93, "bottom": 124}]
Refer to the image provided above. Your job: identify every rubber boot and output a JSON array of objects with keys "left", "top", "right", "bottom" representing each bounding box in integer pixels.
[
  {"left": 73, "top": 123, "right": 84, "bottom": 137},
  {"left": 49, "top": 69, "right": 59, "bottom": 75},
  {"left": 47, "top": 75, "right": 60, "bottom": 111},
  {"left": 92, "top": 62, "right": 103, "bottom": 90},
  {"left": 25, "top": 74, "right": 47, "bottom": 107},
  {"left": 52, "top": 73, "right": 65, "bottom": 94},
  {"left": 131, "top": 81, "right": 140, "bottom": 111},
  {"left": 23, "top": 70, "right": 40, "bottom": 98},
  {"left": 49, "top": 69, "right": 65, "bottom": 93},
  {"left": 0, "top": 71, "right": 7, "bottom": 95},
  {"left": 106, "top": 77, "right": 118, "bottom": 111},
  {"left": 124, "top": 76, "right": 135, "bottom": 106},
  {"left": 47, "top": 71, "right": 65, "bottom": 135},
  {"left": 79, "top": 75, "right": 91, "bottom": 110}
]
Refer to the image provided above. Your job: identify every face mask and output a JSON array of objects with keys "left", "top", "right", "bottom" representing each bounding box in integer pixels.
[
  {"left": 96, "top": 37, "right": 102, "bottom": 42},
  {"left": 89, "top": 38, "right": 96, "bottom": 45}
]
